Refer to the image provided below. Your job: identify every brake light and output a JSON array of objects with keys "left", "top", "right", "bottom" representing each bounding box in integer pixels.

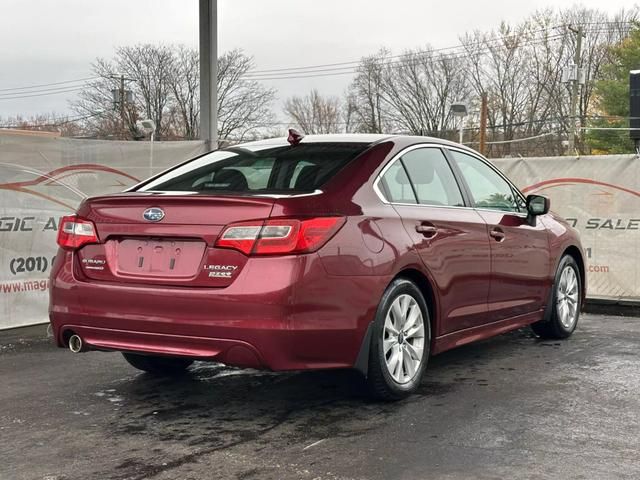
[
  {"left": 215, "top": 217, "right": 345, "bottom": 255},
  {"left": 56, "top": 215, "right": 99, "bottom": 250}
]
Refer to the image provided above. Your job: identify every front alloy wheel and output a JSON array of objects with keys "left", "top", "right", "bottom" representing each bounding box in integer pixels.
[
  {"left": 531, "top": 254, "right": 582, "bottom": 339},
  {"left": 556, "top": 264, "right": 579, "bottom": 330}
]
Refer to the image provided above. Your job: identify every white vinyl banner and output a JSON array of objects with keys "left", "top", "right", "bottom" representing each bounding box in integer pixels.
[
  {"left": 494, "top": 154, "right": 639, "bottom": 301},
  {"left": 0, "top": 132, "right": 205, "bottom": 329},
  {"left": 0, "top": 131, "right": 637, "bottom": 329}
]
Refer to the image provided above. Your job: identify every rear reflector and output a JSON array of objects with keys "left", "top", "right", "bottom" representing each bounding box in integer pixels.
[
  {"left": 56, "top": 215, "right": 99, "bottom": 250},
  {"left": 216, "top": 217, "right": 345, "bottom": 255}
]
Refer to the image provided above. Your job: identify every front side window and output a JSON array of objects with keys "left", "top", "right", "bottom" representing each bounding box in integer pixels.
[
  {"left": 449, "top": 150, "right": 522, "bottom": 212},
  {"left": 400, "top": 148, "right": 464, "bottom": 207},
  {"left": 137, "top": 143, "right": 369, "bottom": 194}
]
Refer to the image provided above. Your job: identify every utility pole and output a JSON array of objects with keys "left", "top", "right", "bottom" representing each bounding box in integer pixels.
[
  {"left": 119, "top": 74, "right": 125, "bottom": 136},
  {"left": 567, "top": 26, "right": 583, "bottom": 155},
  {"left": 110, "top": 74, "right": 135, "bottom": 139},
  {"left": 479, "top": 93, "right": 488, "bottom": 156}
]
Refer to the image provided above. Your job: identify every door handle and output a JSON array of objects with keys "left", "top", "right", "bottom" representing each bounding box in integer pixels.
[
  {"left": 489, "top": 227, "right": 505, "bottom": 242},
  {"left": 416, "top": 224, "right": 438, "bottom": 238}
]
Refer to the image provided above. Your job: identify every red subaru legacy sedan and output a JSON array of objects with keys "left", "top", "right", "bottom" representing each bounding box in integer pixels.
[{"left": 49, "top": 133, "right": 585, "bottom": 400}]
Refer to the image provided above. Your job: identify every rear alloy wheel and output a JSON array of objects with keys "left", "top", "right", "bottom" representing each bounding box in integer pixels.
[
  {"left": 531, "top": 255, "right": 581, "bottom": 339},
  {"left": 122, "top": 353, "right": 193, "bottom": 375},
  {"left": 367, "top": 278, "right": 430, "bottom": 400}
]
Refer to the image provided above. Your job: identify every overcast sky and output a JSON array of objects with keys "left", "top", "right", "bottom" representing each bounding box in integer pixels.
[{"left": 1, "top": 0, "right": 637, "bottom": 118}]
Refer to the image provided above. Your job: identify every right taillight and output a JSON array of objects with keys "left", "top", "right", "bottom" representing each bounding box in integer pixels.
[
  {"left": 215, "top": 217, "right": 345, "bottom": 256},
  {"left": 56, "top": 215, "right": 99, "bottom": 250}
]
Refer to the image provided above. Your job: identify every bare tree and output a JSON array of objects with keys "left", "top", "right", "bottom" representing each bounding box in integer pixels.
[
  {"left": 284, "top": 89, "right": 342, "bottom": 134},
  {"left": 167, "top": 46, "right": 199, "bottom": 139},
  {"left": 347, "top": 50, "right": 391, "bottom": 133},
  {"left": 117, "top": 45, "right": 174, "bottom": 139},
  {"left": 340, "top": 6, "right": 637, "bottom": 156},
  {"left": 216, "top": 50, "right": 276, "bottom": 142},
  {"left": 72, "top": 46, "right": 275, "bottom": 142},
  {"left": 380, "top": 47, "right": 471, "bottom": 136},
  {"left": 461, "top": 23, "right": 535, "bottom": 155},
  {"left": 71, "top": 45, "right": 174, "bottom": 139}
]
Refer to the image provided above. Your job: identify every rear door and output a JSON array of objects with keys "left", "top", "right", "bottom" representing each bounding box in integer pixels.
[
  {"left": 446, "top": 148, "right": 551, "bottom": 322},
  {"left": 377, "top": 145, "right": 491, "bottom": 335}
]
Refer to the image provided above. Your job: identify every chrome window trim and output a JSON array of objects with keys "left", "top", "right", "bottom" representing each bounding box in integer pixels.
[
  {"left": 372, "top": 143, "right": 529, "bottom": 218},
  {"left": 372, "top": 144, "right": 468, "bottom": 209},
  {"left": 443, "top": 146, "right": 529, "bottom": 216}
]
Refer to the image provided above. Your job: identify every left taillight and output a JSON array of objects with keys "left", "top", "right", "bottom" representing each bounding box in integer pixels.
[
  {"left": 215, "top": 217, "right": 345, "bottom": 256},
  {"left": 56, "top": 215, "right": 99, "bottom": 250}
]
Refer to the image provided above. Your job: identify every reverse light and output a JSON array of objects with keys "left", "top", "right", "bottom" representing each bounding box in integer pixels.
[
  {"left": 56, "top": 215, "right": 99, "bottom": 250},
  {"left": 215, "top": 217, "right": 345, "bottom": 255}
]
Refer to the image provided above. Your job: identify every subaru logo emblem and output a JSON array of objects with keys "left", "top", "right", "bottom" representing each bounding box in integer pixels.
[{"left": 143, "top": 207, "right": 165, "bottom": 222}]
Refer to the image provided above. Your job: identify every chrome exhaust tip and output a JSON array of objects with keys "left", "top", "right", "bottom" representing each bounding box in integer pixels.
[{"left": 68, "top": 334, "right": 83, "bottom": 353}]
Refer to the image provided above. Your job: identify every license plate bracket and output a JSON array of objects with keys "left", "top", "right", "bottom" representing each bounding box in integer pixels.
[{"left": 116, "top": 238, "right": 205, "bottom": 278}]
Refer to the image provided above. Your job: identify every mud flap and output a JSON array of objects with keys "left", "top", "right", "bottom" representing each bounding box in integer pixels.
[{"left": 353, "top": 321, "right": 374, "bottom": 377}]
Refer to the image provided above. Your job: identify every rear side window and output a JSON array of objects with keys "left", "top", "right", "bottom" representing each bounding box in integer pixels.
[
  {"left": 379, "top": 160, "right": 417, "bottom": 204},
  {"left": 137, "top": 143, "right": 370, "bottom": 194},
  {"left": 400, "top": 148, "right": 464, "bottom": 207}
]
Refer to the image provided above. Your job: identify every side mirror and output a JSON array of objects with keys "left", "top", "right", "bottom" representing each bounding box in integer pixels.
[{"left": 526, "top": 194, "right": 550, "bottom": 216}]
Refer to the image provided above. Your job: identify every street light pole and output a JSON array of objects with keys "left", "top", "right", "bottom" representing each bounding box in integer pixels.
[
  {"left": 450, "top": 102, "right": 468, "bottom": 146},
  {"left": 199, "top": 0, "right": 218, "bottom": 151},
  {"left": 137, "top": 119, "right": 156, "bottom": 177}
]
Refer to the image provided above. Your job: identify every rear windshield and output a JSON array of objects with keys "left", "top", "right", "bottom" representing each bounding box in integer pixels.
[{"left": 136, "top": 143, "right": 370, "bottom": 194}]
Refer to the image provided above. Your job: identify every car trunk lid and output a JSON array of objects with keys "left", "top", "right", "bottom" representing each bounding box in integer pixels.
[{"left": 75, "top": 193, "right": 275, "bottom": 287}]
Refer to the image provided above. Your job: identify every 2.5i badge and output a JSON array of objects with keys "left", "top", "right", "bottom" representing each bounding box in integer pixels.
[{"left": 204, "top": 264, "right": 238, "bottom": 278}]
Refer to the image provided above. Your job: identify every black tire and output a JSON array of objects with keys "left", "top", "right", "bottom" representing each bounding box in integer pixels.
[
  {"left": 122, "top": 352, "right": 193, "bottom": 375},
  {"left": 366, "top": 278, "right": 431, "bottom": 401},
  {"left": 531, "top": 255, "right": 582, "bottom": 339}
]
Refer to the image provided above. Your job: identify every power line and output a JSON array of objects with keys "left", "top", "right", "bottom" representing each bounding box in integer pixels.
[
  {"left": 244, "top": 34, "right": 567, "bottom": 80},
  {"left": 245, "top": 24, "right": 571, "bottom": 76},
  {"left": 242, "top": 25, "right": 626, "bottom": 81},
  {"left": 244, "top": 36, "right": 567, "bottom": 81},
  {"left": 0, "top": 87, "right": 86, "bottom": 100},
  {"left": 242, "top": 23, "right": 631, "bottom": 79},
  {"left": 0, "top": 22, "right": 633, "bottom": 103},
  {"left": 0, "top": 82, "right": 97, "bottom": 98},
  {"left": 0, "top": 76, "right": 99, "bottom": 93},
  {"left": 0, "top": 22, "right": 631, "bottom": 97}
]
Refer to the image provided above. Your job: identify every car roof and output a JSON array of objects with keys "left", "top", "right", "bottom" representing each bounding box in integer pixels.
[
  {"left": 238, "top": 133, "right": 481, "bottom": 156},
  {"left": 238, "top": 133, "right": 393, "bottom": 147}
]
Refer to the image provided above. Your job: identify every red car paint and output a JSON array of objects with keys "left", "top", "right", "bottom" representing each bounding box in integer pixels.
[{"left": 49, "top": 135, "right": 585, "bottom": 372}]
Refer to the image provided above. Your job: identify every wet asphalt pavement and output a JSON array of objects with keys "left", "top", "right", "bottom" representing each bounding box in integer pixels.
[{"left": 1, "top": 313, "right": 639, "bottom": 480}]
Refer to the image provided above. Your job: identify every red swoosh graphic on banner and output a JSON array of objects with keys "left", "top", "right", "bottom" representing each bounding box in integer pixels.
[
  {"left": 0, "top": 164, "right": 139, "bottom": 188},
  {"left": 522, "top": 178, "right": 640, "bottom": 198},
  {"left": 0, "top": 164, "right": 140, "bottom": 210}
]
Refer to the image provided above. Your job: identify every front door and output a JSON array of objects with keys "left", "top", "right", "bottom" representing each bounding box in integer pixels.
[{"left": 447, "top": 149, "right": 551, "bottom": 322}]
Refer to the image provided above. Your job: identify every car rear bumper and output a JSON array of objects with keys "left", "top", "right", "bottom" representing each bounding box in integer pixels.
[{"left": 49, "top": 250, "right": 386, "bottom": 371}]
